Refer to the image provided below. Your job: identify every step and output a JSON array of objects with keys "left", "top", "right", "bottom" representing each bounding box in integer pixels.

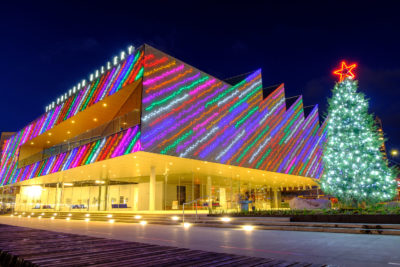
[
  {"left": 197, "top": 220, "right": 400, "bottom": 229},
  {"left": 193, "top": 223, "right": 400, "bottom": 235},
  {"left": 9, "top": 214, "right": 400, "bottom": 235}
]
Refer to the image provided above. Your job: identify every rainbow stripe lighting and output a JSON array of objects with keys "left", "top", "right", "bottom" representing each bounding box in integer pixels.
[
  {"left": 9, "top": 126, "right": 141, "bottom": 183},
  {"left": 0, "top": 47, "right": 144, "bottom": 185},
  {"left": 140, "top": 45, "right": 327, "bottom": 179},
  {"left": 1, "top": 44, "right": 327, "bottom": 185}
]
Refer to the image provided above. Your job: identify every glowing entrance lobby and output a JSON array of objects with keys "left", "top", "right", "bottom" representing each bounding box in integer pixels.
[{"left": 0, "top": 44, "right": 326, "bottom": 213}]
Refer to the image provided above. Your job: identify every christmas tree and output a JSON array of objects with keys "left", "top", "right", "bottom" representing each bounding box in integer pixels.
[{"left": 320, "top": 61, "right": 397, "bottom": 206}]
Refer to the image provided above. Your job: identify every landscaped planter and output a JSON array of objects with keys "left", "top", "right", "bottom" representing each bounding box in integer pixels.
[
  {"left": 290, "top": 214, "right": 400, "bottom": 224},
  {"left": 208, "top": 213, "right": 400, "bottom": 224}
]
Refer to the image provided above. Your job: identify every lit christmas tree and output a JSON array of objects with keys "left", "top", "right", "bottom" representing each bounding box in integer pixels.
[{"left": 320, "top": 61, "right": 398, "bottom": 206}]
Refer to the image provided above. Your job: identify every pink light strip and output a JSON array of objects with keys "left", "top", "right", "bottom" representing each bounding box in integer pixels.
[{"left": 143, "top": 64, "right": 184, "bottom": 86}]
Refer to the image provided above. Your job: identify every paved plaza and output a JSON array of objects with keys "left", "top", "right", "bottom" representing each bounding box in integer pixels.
[
  {"left": 1, "top": 216, "right": 399, "bottom": 266},
  {"left": 0, "top": 224, "right": 316, "bottom": 267}
]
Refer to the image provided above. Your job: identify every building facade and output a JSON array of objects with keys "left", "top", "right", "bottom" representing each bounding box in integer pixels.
[{"left": 0, "top": 44, "right": 326, "bottom": 213}]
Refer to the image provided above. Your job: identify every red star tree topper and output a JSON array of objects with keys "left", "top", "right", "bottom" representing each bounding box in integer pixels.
[{"left": 333, "top": 61, "right": 357, "bottom": 82}]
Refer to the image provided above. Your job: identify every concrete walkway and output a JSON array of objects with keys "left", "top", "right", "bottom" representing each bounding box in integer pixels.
[{"left": 1, "top": 216, "right": 399, "bottom": 266}]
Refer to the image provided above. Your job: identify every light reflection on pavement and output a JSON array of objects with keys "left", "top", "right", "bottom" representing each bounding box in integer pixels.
[{"left": 1, "top": 216, "right": 399, "bottom": 267}]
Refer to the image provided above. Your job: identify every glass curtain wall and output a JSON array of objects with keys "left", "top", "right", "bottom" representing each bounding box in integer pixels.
[{"left": 14, "top": 161, "right": 281, "bottom": 213}]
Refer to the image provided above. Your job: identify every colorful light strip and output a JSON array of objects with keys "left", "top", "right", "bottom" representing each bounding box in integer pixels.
[
  {"left": 11, "top": 126, "right": 141, "bottom": 182},
  {"left": 140, "top": 46, "right": 327, "bottom": 178},
  {"left": 0, "top": 47, "right": 144, "bottom": 185},
  {"left": 1, "top": 44, "right": 327, "bottom": 185}
]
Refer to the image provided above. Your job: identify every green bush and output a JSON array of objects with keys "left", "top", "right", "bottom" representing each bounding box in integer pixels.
[{"left": 208, "top": 205, "right": 400, "bottom": 217}]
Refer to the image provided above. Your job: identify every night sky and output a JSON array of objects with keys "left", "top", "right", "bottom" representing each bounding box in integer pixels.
[{"left": 1, "top": 1, "right": 399, "bottom": 156}]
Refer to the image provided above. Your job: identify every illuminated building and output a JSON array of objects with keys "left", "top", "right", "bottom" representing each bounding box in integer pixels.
[
  {"left": 375, "top": 116, "right": 388, "bottom": 160},
  {"left": 0, "top": 132, "right": 15, "bottom": 165},
  {"left": 0, "top": 45, "right": 326, "bottom": 213}
]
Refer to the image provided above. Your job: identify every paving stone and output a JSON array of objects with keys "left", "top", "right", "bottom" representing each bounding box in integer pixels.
[{"left": 0, "top": 223, "right": 329, "bottom": 267}]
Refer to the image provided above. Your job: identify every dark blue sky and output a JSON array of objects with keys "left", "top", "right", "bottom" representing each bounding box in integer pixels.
[{"left": 1, "top": 1, "right": 399, "bottom": 154}]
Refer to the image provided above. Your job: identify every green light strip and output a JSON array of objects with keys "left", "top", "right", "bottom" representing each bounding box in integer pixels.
[
  {"left": 229, "top": 85, "right": 262, "bottom": 112},
  {"left": 117, "top": 52, "right": 141, "bottom": 91},
  {"left": 256, "top": 148, "right": 272, "bottom": 168},
  {"left": 85, "top": 140, "right": 101, "bottom": 165},
  {"left": 288, "top": 164, "right": 296, "bottom": 174},
  {"left": 161, "top": 130, "right": 193, "bottom": 154},
  {"left": 236, "top": 125, "right": 270, "bottom": 162},
  {"left": 279, "top": 112, "right": 302, "bottom": 145},
  {"left": 235, "top": 106, "right": 258, "bottom": 128},
  {"left": 134, "top": 66, "right": 144, "bottom": 81},
  {"left": 146, "top": 76, "right": 209, "bottom": 111},
  {"left": 63, "top": 94, "right": 78, "bottom": 121},
  {"left": 299, "top": 158, "right": 309, "bottom": 175},
  {"left": 81, "top": 79, "right": 100, "bottom": 111},
  {"left": 205, "top": 79, "right": 247, "bottom": 108},
  {"left": 124, "top": 131, "right": 141, "bottom": 154}
]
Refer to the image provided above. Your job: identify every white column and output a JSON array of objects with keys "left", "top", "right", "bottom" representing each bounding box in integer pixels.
[
  {"left": 164, "top": 173, "right": 168, "bottom": 210},
  {"left": 55, "top": 183, "right": 61, "bottom": 211},
  {"left": 149, "top": 166, "right": 156, "bottom": 211},
  {"left": 273, "top": 189, "right": 279, "bottom": 209},
  {"left": 207, "top": 176, "right": 212, "bottom": 208},
  {"left": 57, "top": 183, "right": 64, "bottom": 211}
]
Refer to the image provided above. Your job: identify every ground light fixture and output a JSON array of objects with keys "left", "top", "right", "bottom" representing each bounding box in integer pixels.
[
  {"left": 66, "top": 217, "right": 70, "bottom": 221},
  {"left": 171, "top": 216, "right": 179, "bottom": 221},
  {"left": 38, "top": 216, "right": 42, "bottom": 219},
  {"left": 85, "top": 218, "right": 90, "bottom": 222},
  {"left": 220, "top": 217, "right": 231, "bottom": 222},
  {"left": 183, "top": 223, "right": 191, "bottom": 228},
  {"left": 53, "top": 213, "right": 57, "bottom": 216},
  {"left": 107, "top": 214, "right": 113, "bottom": 218},
  {"left": 18, "top": 215, "right": 21, "bottom": 218},
  {"left": 85, "top": 214, "right": 90, "bottom": 217},
  {"left": 139, "top": 220, "right": 147, "bottom": 225},
  {"left": 41, "top": 213, "right": 45, "bottom": 215},
  {"left": 50, "top": 217, "right": 55, "bottom": 220},
  {"left": 68, "top": 213, "right": 72, "bottom": 216},
  {"left": 242, "top": 225, "right": 254, "bottom": 231},
  {"left": 134, "top": 215, "right": 142, "bottom": 219},
  {"left": 27, "top": 215, "right": 31, "bottom": 218},
  {"left": 108, "top": 219, "right": 115, "bottom": 223},
  {"left": 31, "top": 212, "right": 35, "bottom": 215}
]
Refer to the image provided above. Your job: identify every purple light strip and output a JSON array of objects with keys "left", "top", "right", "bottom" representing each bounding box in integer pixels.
[
  {"left": 143, "top": 72, "right": 201, "bottom": 103},
  {"left": 111, "top": 128, "right": 134, "bottom": 158},
  {"left": 188, "top": 79, "right": 216, "bottom": 96},
  {"left": 176, "top": 128, "right": 206, "bottom": 153}
]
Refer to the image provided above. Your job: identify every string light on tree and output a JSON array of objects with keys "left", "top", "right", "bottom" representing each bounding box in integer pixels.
[{"left": 321, "top": 61, "right": 397, "bottom": 206}]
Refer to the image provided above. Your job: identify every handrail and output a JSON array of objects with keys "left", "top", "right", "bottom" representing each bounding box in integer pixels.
[
  {"left": 18, "top": 109, "right": 140, "bottom": 168},
  {"left": 18, "top": 135, "right": 103, "bottom": 168},
  {"left": 182, "top": 195, "right": 214, "bottom": 223}
]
